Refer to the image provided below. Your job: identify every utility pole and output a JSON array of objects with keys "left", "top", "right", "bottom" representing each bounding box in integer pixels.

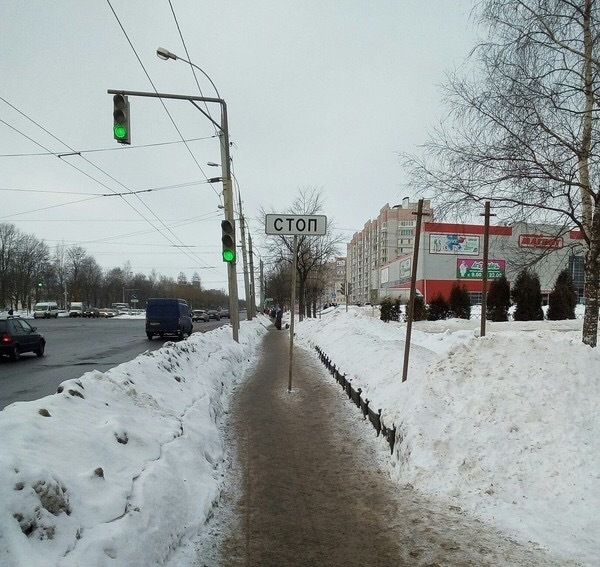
[
  {"left": 248, "top": 234, "right": 256, "bottom": 319},
  {"left": 259, "top": 259, "right": 265, "bottom": 311},
  {"left": 108, "top": 88, "right": 240, "bottom": 343},
  {"left": 480, "top": 202, "right": 495, "bottom": 338},
  {"left": 402, "top": 199, "right": 429, "bottom": 383},
  {"left": 237, "top": 192, "right": 252, "bottom": 321}
]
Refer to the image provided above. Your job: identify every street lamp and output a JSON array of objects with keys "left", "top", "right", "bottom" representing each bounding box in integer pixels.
[{"left": 156, "top": 47, "right": 239, "bottom": 342}]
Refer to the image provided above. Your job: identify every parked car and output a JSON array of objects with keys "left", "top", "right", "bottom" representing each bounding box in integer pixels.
[
  {"left": 98, "top": 307, "right": 117, "bottom": 318},
  {"left": 145, "top": 298, "right": 193, "bottom": 340},
  {"left": 192, "top": 309, "right": 210, "bottom": 322},
  {"left": 83, "top": 307, "right": 99, "bottom": 318},
  {"left": 0, "top": 315, "right": 46, "bottom": 360},
  {"left": 218, "top": 308, "right": 230, "bottom": 318},
  {"left": 207, "top": 309, "right": 221, "bottom": 321},
  {"left": 33, "top": 301, "right": 59, "bottom": 319}
]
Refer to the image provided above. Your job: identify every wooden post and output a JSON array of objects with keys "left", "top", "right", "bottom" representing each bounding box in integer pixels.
[
  {"left": 402, "top": 199, "right": 428, "bottom": 382},
  {"left": 480, "top": 202, "right": 495, "bottom": 337}
]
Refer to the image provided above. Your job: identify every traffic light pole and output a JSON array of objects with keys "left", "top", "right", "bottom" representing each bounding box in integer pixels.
[{"left": 108, "top": 88, "right": 239, "bottom": 342}]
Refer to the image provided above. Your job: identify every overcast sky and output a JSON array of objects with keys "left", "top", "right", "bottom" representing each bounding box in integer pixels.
[{"left": 0, "top": 1, "right": 477, "bottom": 293}]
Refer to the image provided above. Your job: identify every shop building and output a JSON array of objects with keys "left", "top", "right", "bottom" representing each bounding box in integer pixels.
[{"left": 379, "top": 220, "right": 585, "bottom": 304}]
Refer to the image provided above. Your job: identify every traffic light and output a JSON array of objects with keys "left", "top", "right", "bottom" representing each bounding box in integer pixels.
[
  {"left": 338, "top": 283, "right": 346, "bottom": 296},
  {"left": 38, "top": 281, "right": 43, "bottom": 288},
  {"left": 221, "top": 219, "right": 236, "bottom": 262},
  {"left": 113, "top": 94, "right": 130, "bottom": 145}
]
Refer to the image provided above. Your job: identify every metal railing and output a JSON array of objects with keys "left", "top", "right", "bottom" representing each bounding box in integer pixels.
[{"left": 315, "top": 346, "right": 397, "bottom": 454}]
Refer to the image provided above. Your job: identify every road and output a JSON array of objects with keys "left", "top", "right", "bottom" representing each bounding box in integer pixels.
[{"left": 0, "top": 316, "right": 225, "bottom": 410}]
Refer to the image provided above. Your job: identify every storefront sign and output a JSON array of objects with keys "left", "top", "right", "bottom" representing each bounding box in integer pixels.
[
  {"left": 518, "top": 234, "right": 563, "bottom": 249},
  {"left": 457, "top": 258, "right": 505, "bottom": 279},
  {"left": 430, "top": 234, "right": 480, "bottom": 255}
]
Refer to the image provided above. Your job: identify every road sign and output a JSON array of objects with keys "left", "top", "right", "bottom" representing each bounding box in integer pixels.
[{"left": 265, "top": 214, "right": 327, "bottom": 236}]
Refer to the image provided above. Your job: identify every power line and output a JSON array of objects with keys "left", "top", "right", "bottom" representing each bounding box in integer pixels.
[
  {"left": 106, "top": 0, "right": 221, "bottom": 203},
  {"left": 0, "top": 135, "right": 216, "bottom": 157},
  {"left": 1, "top": 91, "right": 216, "bottom": 271}
]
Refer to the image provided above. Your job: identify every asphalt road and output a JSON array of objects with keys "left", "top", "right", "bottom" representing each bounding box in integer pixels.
[{"left": 0, "top": 316, "right": 224, "bottom": 410}]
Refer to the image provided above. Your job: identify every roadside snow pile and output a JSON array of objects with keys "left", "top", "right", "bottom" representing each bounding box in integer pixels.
[
  {"left": 295, "top": 307, "right": 600, "bottom": 566},
  {"left": 0, "top": 318, "right": 268, "bottom": 567}
]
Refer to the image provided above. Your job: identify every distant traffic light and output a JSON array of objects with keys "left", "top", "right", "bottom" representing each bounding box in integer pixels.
[
  {"left": 221, "top": 219, "right": 236, "bottom": 262},
  {"left": 113, "top": 94, "right": 130, "bottom": 145}
]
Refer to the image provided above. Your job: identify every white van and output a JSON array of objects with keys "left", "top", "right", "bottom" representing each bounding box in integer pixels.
[{"left": 33, "top": 302, "right": 59, "bottom": 319}]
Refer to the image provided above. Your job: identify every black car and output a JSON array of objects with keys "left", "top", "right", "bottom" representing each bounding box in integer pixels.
[
  {"left": 207, "top": 309, "right": 221, "bottom": 321},
  {"left": 0, "top": 316, "right": 46, "bottom": 360},
  {"left": 83, "top": 307, "right": 99, "bottom": 318}
]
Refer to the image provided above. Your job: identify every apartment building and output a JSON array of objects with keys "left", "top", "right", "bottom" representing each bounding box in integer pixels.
[{"left": 346, "top": 198, "right": 433, "bottom": 305}]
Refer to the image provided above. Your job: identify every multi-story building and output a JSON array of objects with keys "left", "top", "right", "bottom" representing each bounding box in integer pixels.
[
  {"left": 318, "top": 257, "right": 348, "bottom": 307},
  {"left": 346, "top": 198, "right": 433, "bottom": 305}
]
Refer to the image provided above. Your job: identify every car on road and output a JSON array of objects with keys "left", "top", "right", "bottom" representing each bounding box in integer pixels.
[
  {"left": 192, "top": 309, "right": 210, "bottom": 322},
  {"left": 0, "top": 315, "right": 46, "bottom": 360},
  {"left": 83, "top": 307, "right": 100, "bottom": 318},
  {"left": 33, "top": 301, "right": 59, "bottom": 319},
  {"left": 218, "top": 308, "right": 230, "bottom": 318},
  {"left": 98, "top": 308, "right": 117, "bottom": 318},
  {"left": 145, "top": 298, "right": 193, "bottom": 340},
  {"left": 207, "top": 309, "right": 221, "bottom": 321}
]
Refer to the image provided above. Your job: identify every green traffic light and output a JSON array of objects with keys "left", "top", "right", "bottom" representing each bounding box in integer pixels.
[
  {"left": 113, "top": 124, "right": 128, "bottom": 140},
  {"left": 222, "top": 249, "right": 235, "bottom": 262}
]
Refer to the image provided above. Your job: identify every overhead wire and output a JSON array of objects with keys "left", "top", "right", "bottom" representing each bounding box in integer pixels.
[
  {"left": 0, "top": 135, "right": 216, "bottom": 157},
  {"left": 0, "top": 97, "right": 214, "bottom": 272},
  {"left": 106, "top": 0, "right": 221, "bottom": 202}
]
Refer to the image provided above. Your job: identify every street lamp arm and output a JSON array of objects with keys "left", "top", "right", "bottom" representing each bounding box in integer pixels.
[{"left": 156, "top": 47, "right": 221, "bottom": 99}]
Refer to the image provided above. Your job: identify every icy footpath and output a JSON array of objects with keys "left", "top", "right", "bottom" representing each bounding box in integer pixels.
[{"left": 0, "top": 318, "right": 268, "bottom": 567}]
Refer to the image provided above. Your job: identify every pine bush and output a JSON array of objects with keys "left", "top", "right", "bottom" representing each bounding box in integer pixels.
[
  {"left": 547, "top": 269, "right": 577, "bottom": 320},
  {"left": 486, "top": 275, "right": 511, "bottom": 322},
  {"left": 449, "top": 282, "right": 471, "bottom": 319},
  {"left": 428, "top": 293, "right": 451, "bottom": 321},
  {"left": 511, "top": 270, "right": 544, "bottom": 321}
]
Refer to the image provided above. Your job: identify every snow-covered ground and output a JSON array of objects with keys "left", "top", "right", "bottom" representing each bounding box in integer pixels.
[
  {"left": 295, "top": 306, "right": 599, "bottom": 566},
  {"left": 0, "top": 308, "right": 598, "bottom": 566}
]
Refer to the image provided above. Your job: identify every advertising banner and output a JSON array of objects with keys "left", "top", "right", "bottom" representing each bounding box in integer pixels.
[
  {"left": 457, "top": 258, "right": 505, "bottom": 279},
  {"left": 430, "top": 234, "right": 480, "bottom": 255}
]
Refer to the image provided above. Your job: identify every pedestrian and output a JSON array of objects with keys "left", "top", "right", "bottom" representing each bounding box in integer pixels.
[{"left": 275, "top": 306, "right": 282, "bottom": 330}]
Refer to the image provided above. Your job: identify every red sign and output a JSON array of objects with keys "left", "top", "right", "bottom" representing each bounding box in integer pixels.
[{"left": 518, "top": 234, "right": 563, "bottom": 249}]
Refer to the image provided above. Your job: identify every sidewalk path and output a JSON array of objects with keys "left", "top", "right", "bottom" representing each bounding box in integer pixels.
[{"left": 190, "top": 325, "right": 579, "bottom": 567}]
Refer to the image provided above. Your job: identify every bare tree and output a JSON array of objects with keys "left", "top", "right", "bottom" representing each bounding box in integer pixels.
[
  {"left": 0, "top": 223, "right": 19, "bottom": 309},
  {"left": 261, "top": 187, "right": 344, "bottom": 320},
  {"left": 402, "top": 0, "right": 600, "bottom": 346}
]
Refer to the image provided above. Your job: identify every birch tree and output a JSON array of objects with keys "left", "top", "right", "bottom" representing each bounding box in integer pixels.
[{"left": 403, "top": 0, "right": 600, "bottom": 346}]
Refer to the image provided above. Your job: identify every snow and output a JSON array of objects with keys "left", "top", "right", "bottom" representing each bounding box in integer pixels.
[{"left": 1, "top": 308, "right": 598, "bottom": 566}]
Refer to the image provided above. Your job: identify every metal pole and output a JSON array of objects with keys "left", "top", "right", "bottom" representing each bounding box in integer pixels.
[
  {"left": 248, "top": 235, "right": 256, "bottom": 319},
  {"left": 259, "top": 259, "right": 265, "bottom": 311},
  {"left": 480, "top": 201, "right": 494, "bottom": 338},
  {"left": 108, "top": 88, "right": 240, "bottom": 342},
  {"left": 402, "top": 199, "right": 426, "bottom": 383},
  {"left": 288, "top": 235, "right": 298, "bottom": 392},
  {"left": 237, "top": 195, "right": 252, "bottom": 321},
  {"left": 218, "top": 104, "right": 240, "bottom": 342}
]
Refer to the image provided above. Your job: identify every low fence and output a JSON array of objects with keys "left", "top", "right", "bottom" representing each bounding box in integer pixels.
[{"left": 315, "top": 346, "right": 397, "bottom": 454}]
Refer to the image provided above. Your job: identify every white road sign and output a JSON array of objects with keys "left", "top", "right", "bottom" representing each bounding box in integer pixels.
[{"left": 265, "top": 214, "right": 327, "bottom": 236}]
